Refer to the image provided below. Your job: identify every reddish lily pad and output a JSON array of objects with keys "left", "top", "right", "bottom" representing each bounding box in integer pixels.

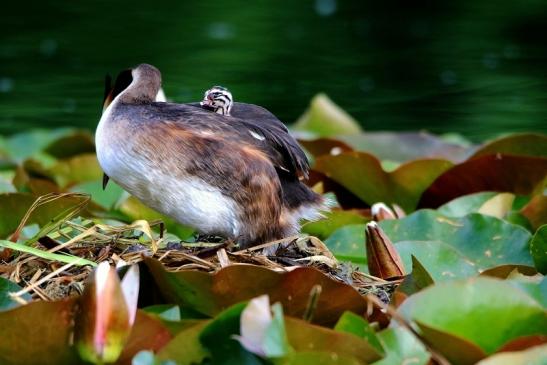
[
  {"left": 144, "top": 258, "right": 367, "bottom": 326},
  {"left": 470, "top": 133, "right": 547, "bottom": 159},
  {"left": 314, "top": 151, "right": 453, "bottom": 211},
  {"left": 419, "top": 154, "right": 547, "bottom": 208},
  {"left": 0, "top": 299, "right": 80, "bottom": 365},
  {"left": 338, "top": 131, "right": 469, "bottom": 163}
]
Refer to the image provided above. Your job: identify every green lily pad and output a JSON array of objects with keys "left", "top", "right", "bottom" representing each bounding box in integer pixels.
[
  {"left": 379, "top": 210, "right": 533, "bottom": 270},
  {"left": 314, "top": 152, "right": 453, "bottom": 211},
  {"left": 323, "top": 224, "right": 365, "bottom": 264},
  {"left": 371, "top": 327, "right": 430, "bottom": 365},
  {"left": 2, "top": 129, "right": 72, "bottom": 162},
  {"left": 70, "top": 179, "right": 125, "bottom": 210},
  {"left": 47, "top": 154, "right": 103, "bottom": 188},
  {"left": 43, "top": 131, "right": 96, "bottom": 159},
  {"left": 293, "top": 94, "right": 362, "bottom": 137},
  {"left": 398, "top": 277, "right": 547, "bottom": 355},
  {"left": 285, "top": 317, "right": 382, "bottom": 364},
  {"left": 302, "top": 209, "right": 368, "bottom": 240},
  {"left": 334, "top": 311, "right": 384, "bottom": 355},
  {"left": 0, "top": 277, "right": 31, "bottom": 311},
  {"left": 0, "top": 192, "right": 91, "bottom": 239},
  {"left": 438, "top": 192, "right": 499, "bottom": 217},
  {"left": 392, "top": 255, "right": 435, "bottom": 306},
  {"left": 530, "top": 225, "right": 547, "bottom": 274}
]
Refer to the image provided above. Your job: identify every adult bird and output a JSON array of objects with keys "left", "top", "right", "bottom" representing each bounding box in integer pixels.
[{"left": 98, "top": 64, "right": 327, "bottom": 248}]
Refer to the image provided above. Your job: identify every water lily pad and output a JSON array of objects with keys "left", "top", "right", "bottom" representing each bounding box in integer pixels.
[
  {"left": 338, "top": 131, "right": 469, "bottom": 163},
  {"left": 530, "top": 225, "right": 547, "bottom": 274},
  {"left": 419, "top": 154, "right": 547, "bottom": 208},
  {"left": 293, "top": 94, "right": 362, "bottom": 137},
  {"left": 0, "top": 299, "right": 80, "bottom": 365},
  {"left": 144, "top": 258, "right": 367, "bottom": 326},
  {"left": 398, "top": 277, "right": 547, "bottom": 355},
  {"left": 476, "top": 344, "right": 547, "bottom": 365},
  {"left": 379, "top": 210, "right": 533, "bottom": 270},
  {"left": 302, "top": 209, "right": 368, "bottom": 239},
  {"left": 371, "top": 327, "right": 430, "bottom": 365},
  {"left": 334, "top": 311, "right": 384, "bottom": 355},
  {"left": 314, "top": 151, "right": 453, "bottom": 211},
  {"left": 0, "top": 277, "right": 31, "bottom": 311},
  {"left": 285, "top": 317, "right": 382, "bottom": 364},
  {"left": 470, "top": 133, "right": 547, "bottom": 159},
  {"left": 47, "top": 153, "right": 103, "bottom": 188},
  {"left": 0, "top": 192, "right": 90, "bottom": 239},
  {"left": 43, "top": 131, "right": 96, "bottom": 159}
]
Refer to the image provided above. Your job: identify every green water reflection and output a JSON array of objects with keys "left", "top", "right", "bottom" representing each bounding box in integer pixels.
[{"left": 1, "top": 0, "right": 546, "bottom": 140}]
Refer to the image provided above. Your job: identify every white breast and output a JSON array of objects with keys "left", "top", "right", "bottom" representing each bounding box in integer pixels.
[{"left": 95, "top": 110, "right": 241, "bottom": 238}]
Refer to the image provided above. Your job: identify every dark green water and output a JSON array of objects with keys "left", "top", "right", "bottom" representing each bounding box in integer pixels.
[{"left": 1, "top": 0, "right": 546, "bottom": 140}]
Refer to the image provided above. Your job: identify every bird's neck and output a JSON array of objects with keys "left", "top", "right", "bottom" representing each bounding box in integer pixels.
[{"left": 117, "top": 71, "right": 160, "bottom": 105}]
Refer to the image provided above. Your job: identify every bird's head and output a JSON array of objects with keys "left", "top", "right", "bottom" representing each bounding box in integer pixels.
[{"left": 200, "top": 86, "right": 233, "bottom": 116}]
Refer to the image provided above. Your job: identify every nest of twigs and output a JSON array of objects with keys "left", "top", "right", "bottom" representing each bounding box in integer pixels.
[{"left": 1, "top": 194, "right": 399, "bottom": 305}]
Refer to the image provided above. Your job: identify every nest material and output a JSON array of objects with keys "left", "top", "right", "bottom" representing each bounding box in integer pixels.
[{"left": 1, "top": 218, "right": 399, "bottom": 304}]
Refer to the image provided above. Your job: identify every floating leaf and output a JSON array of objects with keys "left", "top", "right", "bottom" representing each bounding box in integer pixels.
[
  {"left": 338, "top": 131, "right": 469, "bottom": 163},
  {"left": 438, "top": 192, "right": 499, "bottom": 217},
  {"left": 144, "top": 258, "right": 367, "bottom": 326},
  {"left": 117, "top": 311, "right": 173, "bottom": 365},
  {"left": 477, "top": 193, "right": 515, "bottom": 218},
  {"left": 475, "top": 344, "right": 547, "bottom": 365},
  {"left": 0, "top": 277, "right": 31, "bottom": 311},
  {"left": 334, "top": 311, "right": 384, "bottom": 355},
  {"left": 470, "top": 133, "right": 547, "bottom": 159},
  {"left": 299, "top": 138, "right": 353, "bottom": 158},
  {"left": 399, "top": 277, "right": 547, "bottom": 355},
  {"left": 521, "top": 194, "right": 547, "bottom": 231},
  {"left": 43, "top": 130, "right": 96, "bottom": 159},
  {"left": 324, "top": 224, "right": 366, "bottom": 264},
  {"left": 419, "top": 154, "right": 547, "bottom": 208},
  {"left": 156, "top": 321, "right": 210, "bottom": 365},
  {"left": 293, "top": 94, "right": 362, "bottom": 137},
  {"left": 47, "top": 154, "right": 103, "bottom": 188},
  {"left": 199, "top": 303, "right": 263, "bottom": 365},
  {"left": 379, "top": 210, "right": 533, "bottom": 270},
  {"left": 392, "top": 255, "right": 434, "bottom": 305},
  {"left": 314, "top": 152, "right": 453, "bottom": 211},
  {"left": 371, "top": 327, "right": 430, "bottom": 365},
  {"left": 0, "top": 299, "right": 80, "bottom": 365},
  {"left": 0, "top": 192, "right": 91, "bottom": 238},
  {"left": 530, "top": 225, "right": 547, "bottom": 274},
  {"left": 302, "top": 209, "right": 368, "bottom": 239},
  {"left": 285, "top": 317, "right": 382, "bottom": 364}
]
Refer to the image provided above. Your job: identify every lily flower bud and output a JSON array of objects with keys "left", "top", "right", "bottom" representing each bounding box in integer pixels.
[
  {"left": 365, "top": 222, "right": 405, "bottom": 279},
  {"left": 75, "top": 262, "right": 140, "bottom": 364}
]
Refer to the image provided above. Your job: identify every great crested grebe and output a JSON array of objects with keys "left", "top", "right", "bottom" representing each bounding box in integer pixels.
[{"left": 98, "top": 64, "right": 327, "bottom": 247}]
